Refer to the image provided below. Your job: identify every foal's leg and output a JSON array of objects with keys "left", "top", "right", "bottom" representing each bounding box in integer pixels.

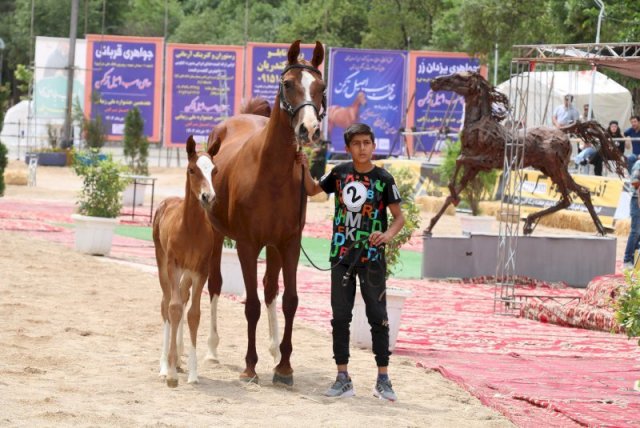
[
  {"left": 157, "top": 259, "right": 172, "bottom": 378},
  {"left": 263, "top": 245, "right": 282, "bottom": 363},
  {"left": 206, "top": 235, "right": 224, "bottom": 362},
  {"left": 237, "top": 242, "right": 261, "bottom": 382},
  {"left": 166, "top": 259, "right": 184, "bottom": 387},
  {"left": 273, "top": 239, "right": 301, "bottom": 386},
  {"left": 187, "top": 272, "right": 206, "bottom": 384},
  {"left": 176, "top": 275, "right": 192, "bottom": 369}
]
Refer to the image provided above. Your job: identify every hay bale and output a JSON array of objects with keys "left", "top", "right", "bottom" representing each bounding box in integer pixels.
[
  {"left": 615, "top": 219, "right": 630, "bottom": 236},
  {"left": 4, "top": 169, "right": 28, "bottom": 186},
  {"left": 416, "top": 195, "right": 456, "bottom": 216}
]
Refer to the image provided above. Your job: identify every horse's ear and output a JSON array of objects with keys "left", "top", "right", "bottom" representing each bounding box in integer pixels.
[
  {"left": 311, "top": 41, "right": 324, "bottom": 69},
  {"left": 186, "top": 135, "right": 196, "bottom": 157},
  {"left": 208, "top": 137, "right": 221, "bottom": 157},
  {"left": 288, "top": 40, "right": 301, "bottom": 64}
]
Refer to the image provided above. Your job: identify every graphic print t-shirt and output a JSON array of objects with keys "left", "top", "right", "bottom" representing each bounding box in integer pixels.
[{"left": 319, "top": 162, "right": 402, "bottom": 266}]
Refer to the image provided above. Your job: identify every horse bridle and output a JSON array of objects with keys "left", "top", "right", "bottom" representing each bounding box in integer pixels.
[{"left": 279, "top": 63, "right": 327, "bottom": 123}]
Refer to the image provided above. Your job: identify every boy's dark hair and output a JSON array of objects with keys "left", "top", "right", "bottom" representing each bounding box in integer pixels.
[
  {"left": 631, "top": 115, "right": 640, "bottom": 122},
  {"left": 344, "top": 123, "right": 375, "bottom": 146}
]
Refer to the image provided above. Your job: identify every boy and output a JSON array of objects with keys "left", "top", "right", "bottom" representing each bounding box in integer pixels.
[{"left": 296, "top": 123, "right": 405, "bottom": 401}]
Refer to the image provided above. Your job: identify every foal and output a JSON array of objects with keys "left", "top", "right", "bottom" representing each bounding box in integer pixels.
[{"left": 152, "top": 135, "right": 220, "bottom": 387}]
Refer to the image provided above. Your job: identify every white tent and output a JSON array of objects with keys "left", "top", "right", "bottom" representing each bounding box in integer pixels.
[
  {"left": 0, "top": 100, "right": 43, "bottom": 149},
  {"left": 496, "top": 70, "right": 632, "bottom": 129}
]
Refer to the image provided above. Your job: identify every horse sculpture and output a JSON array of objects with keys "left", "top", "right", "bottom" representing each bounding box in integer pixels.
[
  {"left": 327, "top": 90, "right": 366, "bottom": 135},
  {"left": 425, "top": 72, "right": 626, "bottom": 236},
  {"left": 205, "top": 40, "right": 326, "bottom": 386},
  {"left": 152, "top": 135, "right": 220, "bottom": 387}
]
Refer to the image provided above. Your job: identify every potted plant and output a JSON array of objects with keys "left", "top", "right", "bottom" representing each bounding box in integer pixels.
[
  {"left": 71, "top": 150, "right": 128, "bottom": 256},
  {"left": 615, "top": 272, "right": 640, "bottom": 391},
  {"left": 122, "top": 107, "right": 150, "bottom": 207},
  {"left": 437, "top": 139, "right": 498, "bottom": 235},
  {"left": 24, "top": 123, "right": 69, "bottom": 167}
]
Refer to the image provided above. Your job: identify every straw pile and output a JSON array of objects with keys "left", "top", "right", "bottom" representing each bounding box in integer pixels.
[
  {"left": 416, "top": 195, "right": 456, "bottom": 215},
  {"left": 3, "top": 169, "right": 27, "bottom": 186}
]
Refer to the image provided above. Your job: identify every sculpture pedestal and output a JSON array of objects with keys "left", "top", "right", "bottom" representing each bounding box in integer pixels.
[{"left": 422, "top": 233, "right": 616, "bottom": 288}]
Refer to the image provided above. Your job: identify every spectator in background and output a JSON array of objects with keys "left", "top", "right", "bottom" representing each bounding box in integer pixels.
[
  {"left": 588, "top": 120, "right": 624, "bottom": 176},
  {"left": 625, "top": 115, "right": 640, "bottom": 173},
  {"left": 580, "top": 103, "right": 596, "bottom": 122},
  {"left": 552, "top": 94, "right": 580, "bottom": 128},
  {"left": 623, "top": 166, "right": 640, "bottom": 270}
]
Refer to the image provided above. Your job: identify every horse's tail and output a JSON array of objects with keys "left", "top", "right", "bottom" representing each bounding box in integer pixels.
[
  {"left": 241, "top": 97, "right": 271, "bottom": 118},
  {"left": 563, "top": 120, "right": 626, "bottom": 178}
]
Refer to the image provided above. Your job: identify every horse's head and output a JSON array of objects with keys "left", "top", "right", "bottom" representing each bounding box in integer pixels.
[
  {"left": 185, "top": 135, "right": 220, "bottom": 209},
  {"left": 279, "top": 40, "right": 326, "bottom": 145},
  {"left": 430, "top": 72, "right": 486, "bottom": 97}
]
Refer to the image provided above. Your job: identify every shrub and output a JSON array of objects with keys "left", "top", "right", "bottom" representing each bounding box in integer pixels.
[
  {"left": 616, "top": 271, "right": 640, "bottom": 346},
  {"left": 123, "top": 107, "right": 149, "bottom": 176},
  {"left": 72, "top": 151, "right": 128, "bottom": 218},
  {"left": 0, "top": 140, "right": 7, "bottom": 196},
  {"left": 385, "top": 166, "right": 421, "bottom": 278},
  {"left": 437, "top": 140, "right": 497, "bottom": 216}
]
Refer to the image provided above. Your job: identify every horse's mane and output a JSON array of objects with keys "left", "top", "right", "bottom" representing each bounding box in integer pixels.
[
  {"left": 473, "top": 73, "right": 510, "bottom": 122},
  {"left": 241, "top": 97, "right": 271, "bottom": 118}
]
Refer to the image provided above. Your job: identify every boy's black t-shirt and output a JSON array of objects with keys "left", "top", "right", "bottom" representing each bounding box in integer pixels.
[{"left": 319, "top": 162, "right": 402, "bottom": 266}]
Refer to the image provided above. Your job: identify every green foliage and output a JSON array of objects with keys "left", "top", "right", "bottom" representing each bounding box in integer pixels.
[
  {"left": 72, "top": 151, "right": 128, "bottom": 218},
  {"left": 616, "top": 272, "right": 640, "bottom": 346},
  {"left": 14, "top": 64, "right": 32, "bottom": 100},
  {"left": 0, "top": 140, "right": 8, "bottom": 197},
  {"left": 123, "top": 107, "right": 149, "bottom": 176},
  {"left": 72, "top": 98, "right": 105, "bottom": 150},
  {"left": 385, "top": 166, "right": 420, "bottom": 278},
  {"left": 121, "top": 0, "right": 184, "bottom": 37},
  {"left": 223, "top": 237, "right": 236, "bottom": 249},
  {"left": 437, "top": 140, "right": 497, "bottom": 216}
]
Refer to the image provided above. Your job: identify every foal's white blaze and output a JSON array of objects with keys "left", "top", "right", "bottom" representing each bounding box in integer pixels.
[
  {"left": 196, "top": 155, "right": 216, "bottom": 200},
  {"left": 205, "top": 294, "right": 220, "bottom": 362},
  {"left": 159, "top": 320, "right": 170, "bottom": 377},
  {"left": 299, "top": 70, "right": 319, "bottom": 137},
  {"left": 266, "top": 301, "right": 281, "bottom": 363},
  {"left": 187, "top": 344, "right": 198, "bottom": 384}
]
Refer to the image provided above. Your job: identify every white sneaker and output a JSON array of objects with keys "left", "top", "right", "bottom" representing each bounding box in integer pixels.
[{"left": 623, "top": 262, "right": 634, "bottom": 270}]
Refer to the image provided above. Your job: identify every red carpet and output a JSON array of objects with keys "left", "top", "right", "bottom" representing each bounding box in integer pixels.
[{"left": 2, "top": 197, "right": 639, "bottom": 427}]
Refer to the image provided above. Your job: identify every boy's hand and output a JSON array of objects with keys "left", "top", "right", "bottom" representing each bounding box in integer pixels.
[
  {"left": 369, "top": 231, "right": 391, "bottom": 246},
  {"left": 295, "top": 151, "right": 310, "bottom": 168}
]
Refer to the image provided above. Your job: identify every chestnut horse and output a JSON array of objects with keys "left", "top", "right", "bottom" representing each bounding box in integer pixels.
[
  {"left": 327, "top": 90, "right": 366, "bottom": 134},
  {"left": 424, "top": 72, "right": 626, "bottom": 236},
  {"left": 205, "top": 40, "right": 326, "bottom": 385},
  {"left": 152, "top": 135, "right": 220, "bottom": 387}
]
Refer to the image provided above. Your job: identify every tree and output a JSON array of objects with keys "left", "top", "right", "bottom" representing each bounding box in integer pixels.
[
  {"left": 123, "top": 107, "right": 149, "bottom": 176},
  {"left": 120, "top": 0, "right": 184, "bottom": 38}
]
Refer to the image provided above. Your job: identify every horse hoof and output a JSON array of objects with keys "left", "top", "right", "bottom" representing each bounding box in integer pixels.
[
  {"left": 240, "top": 373, "right": 259, "bottom": 384},
  {"left": 204, "top": 353, "right": 219, "bottom": 363},
  {"left": 273, "top": 373, "right": 294, "bottom": 386},
  {"left": 166, "top": 378, "right": 178, "bottom": 388}
]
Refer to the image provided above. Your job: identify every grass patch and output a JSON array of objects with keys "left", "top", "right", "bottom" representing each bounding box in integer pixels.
[{"left": 109, "top": 225, "right": 422, "bottom": 279}]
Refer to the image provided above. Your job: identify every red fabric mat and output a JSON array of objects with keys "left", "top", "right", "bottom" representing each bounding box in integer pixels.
[{"left": 2, "top": 196, "right": 639, "bottom": 427}]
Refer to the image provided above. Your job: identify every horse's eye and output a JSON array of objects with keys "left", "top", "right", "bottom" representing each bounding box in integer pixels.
[
  {"left": 188, "top": 167, "right": 195, "bottom": 174},
  {"left": 283, "top": 80, "right": 293, "bottom": 90}
]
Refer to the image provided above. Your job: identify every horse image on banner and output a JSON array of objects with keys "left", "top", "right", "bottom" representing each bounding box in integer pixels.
[
  {"left": 205, "top": 40, "right": 326, "bottom": 386},
  {"left": 424, "top": 72, "right": 626, "bottom": 236}
]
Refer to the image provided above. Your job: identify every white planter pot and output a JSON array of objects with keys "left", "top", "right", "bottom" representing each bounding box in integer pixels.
[
  {"left": 71, "top": 214, "right": 119, "bottom": 256},
  {"left": 122, "top": 183, "right": 146, "bottom": 207},
  {"left": 459, "top": 214, "right": 494, "bottom": 235},
  {"left": 221, "top": 248, "right": 244, "bottom": 295},
  {"left": 352, "top": 287, "right": 412, "bottom": 352}
]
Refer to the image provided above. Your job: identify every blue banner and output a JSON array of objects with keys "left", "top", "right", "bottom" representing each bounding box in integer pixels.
[
  {"left": 246, "top": 43, "right": 318, "bottom": 107},
  {"left": 327, "top": 48, "right": 407, "bottom": 155},
  {"left": 86, "top": 35, "right": 163, "bottom": 142},
  {"left": 164, "top": 44, "right": 243, "bottom": 147},
  {"left": 408, "top": 53, "right": 480, "bottom": 153}
]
